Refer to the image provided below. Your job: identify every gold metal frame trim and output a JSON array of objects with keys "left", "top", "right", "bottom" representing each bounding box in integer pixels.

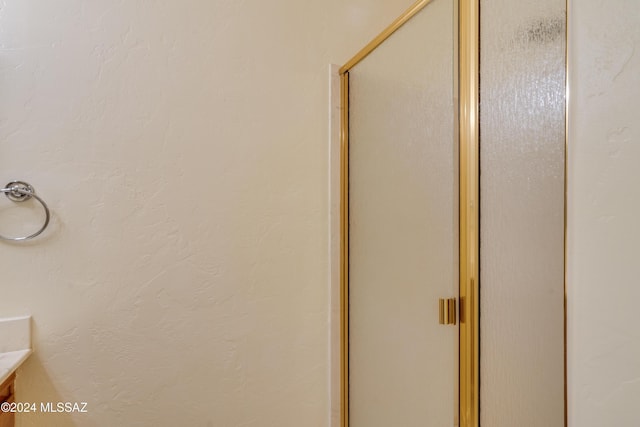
[
  {"left": 339, "top": 0, "right": 479, "bottom": 426},
  {"left": 564, "top": 0, "right": 569, "bottom": 425},
  {"left": 339, "top": 0, "right": 434, "bottom": 74},
  {"left": 339, "top": 71, "right": 350, "bottom": 427},
  {"left": 459, "top": 0, "right": 479, "bottom": 425}
]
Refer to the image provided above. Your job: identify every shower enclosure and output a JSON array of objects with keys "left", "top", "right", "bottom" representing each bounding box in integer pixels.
[{"left": 339, "top": 0, "right": 566, "bottom": 426}]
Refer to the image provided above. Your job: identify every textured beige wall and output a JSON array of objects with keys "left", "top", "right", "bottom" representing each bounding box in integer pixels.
[
  {"left": 567, "top": 0, "right": 640, "bottom": 425},
  {"left": 0, "top": 1, "right": 412, "bottom": 426}
]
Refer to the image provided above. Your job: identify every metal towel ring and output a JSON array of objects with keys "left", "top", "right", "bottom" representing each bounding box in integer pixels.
[{"left": 0, "top": 181, "right": 50, "bottom": 241}]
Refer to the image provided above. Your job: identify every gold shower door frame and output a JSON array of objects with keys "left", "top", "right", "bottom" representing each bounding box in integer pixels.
[{"left": 339, "top": 0, "right": 480, "bottom": 426}]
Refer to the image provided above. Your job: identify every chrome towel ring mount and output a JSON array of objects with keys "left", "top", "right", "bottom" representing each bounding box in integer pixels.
[{"left": 0, "top": 181, "right": 50, "bottom": 241}]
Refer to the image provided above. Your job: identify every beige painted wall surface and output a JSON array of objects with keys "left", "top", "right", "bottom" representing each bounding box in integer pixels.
[
  {"left": 568, "top": 0, "right": 640, "bottom": 425},
  {"left": 0, "top": 1, "right": 412, "bottom": 426}
]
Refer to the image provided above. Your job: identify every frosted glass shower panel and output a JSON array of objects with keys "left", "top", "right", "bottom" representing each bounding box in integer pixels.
[
  {"left": 480, "top": 0, "right": 566, "bottom": 425},
  {"left": 348, "top": 0, "right": 458, "bottom": 425}
]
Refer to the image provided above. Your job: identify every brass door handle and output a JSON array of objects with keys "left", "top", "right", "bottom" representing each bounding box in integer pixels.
[{"left": 439, "top": 298, "right": 457, "bottom": 325}]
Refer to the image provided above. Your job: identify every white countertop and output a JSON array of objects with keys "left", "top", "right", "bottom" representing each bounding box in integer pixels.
[
  {"left": 0, "top": 316, "right": 32, "bottom": 385},
  {"left": 0, "top": 349, "right": 31, "bottom": 385}
]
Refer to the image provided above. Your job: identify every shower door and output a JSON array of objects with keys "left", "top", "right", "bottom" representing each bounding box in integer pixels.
[{"left": 343, "top": 0, "right": 460, "bottom": 425}]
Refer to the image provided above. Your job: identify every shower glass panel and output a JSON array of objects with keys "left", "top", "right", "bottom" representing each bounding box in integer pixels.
[
  {"left": 347, "top": 0, "right": 458, "bottom": 425},
  {"left": 480, "top": 0, "right": 566, "bottom": 425}
]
